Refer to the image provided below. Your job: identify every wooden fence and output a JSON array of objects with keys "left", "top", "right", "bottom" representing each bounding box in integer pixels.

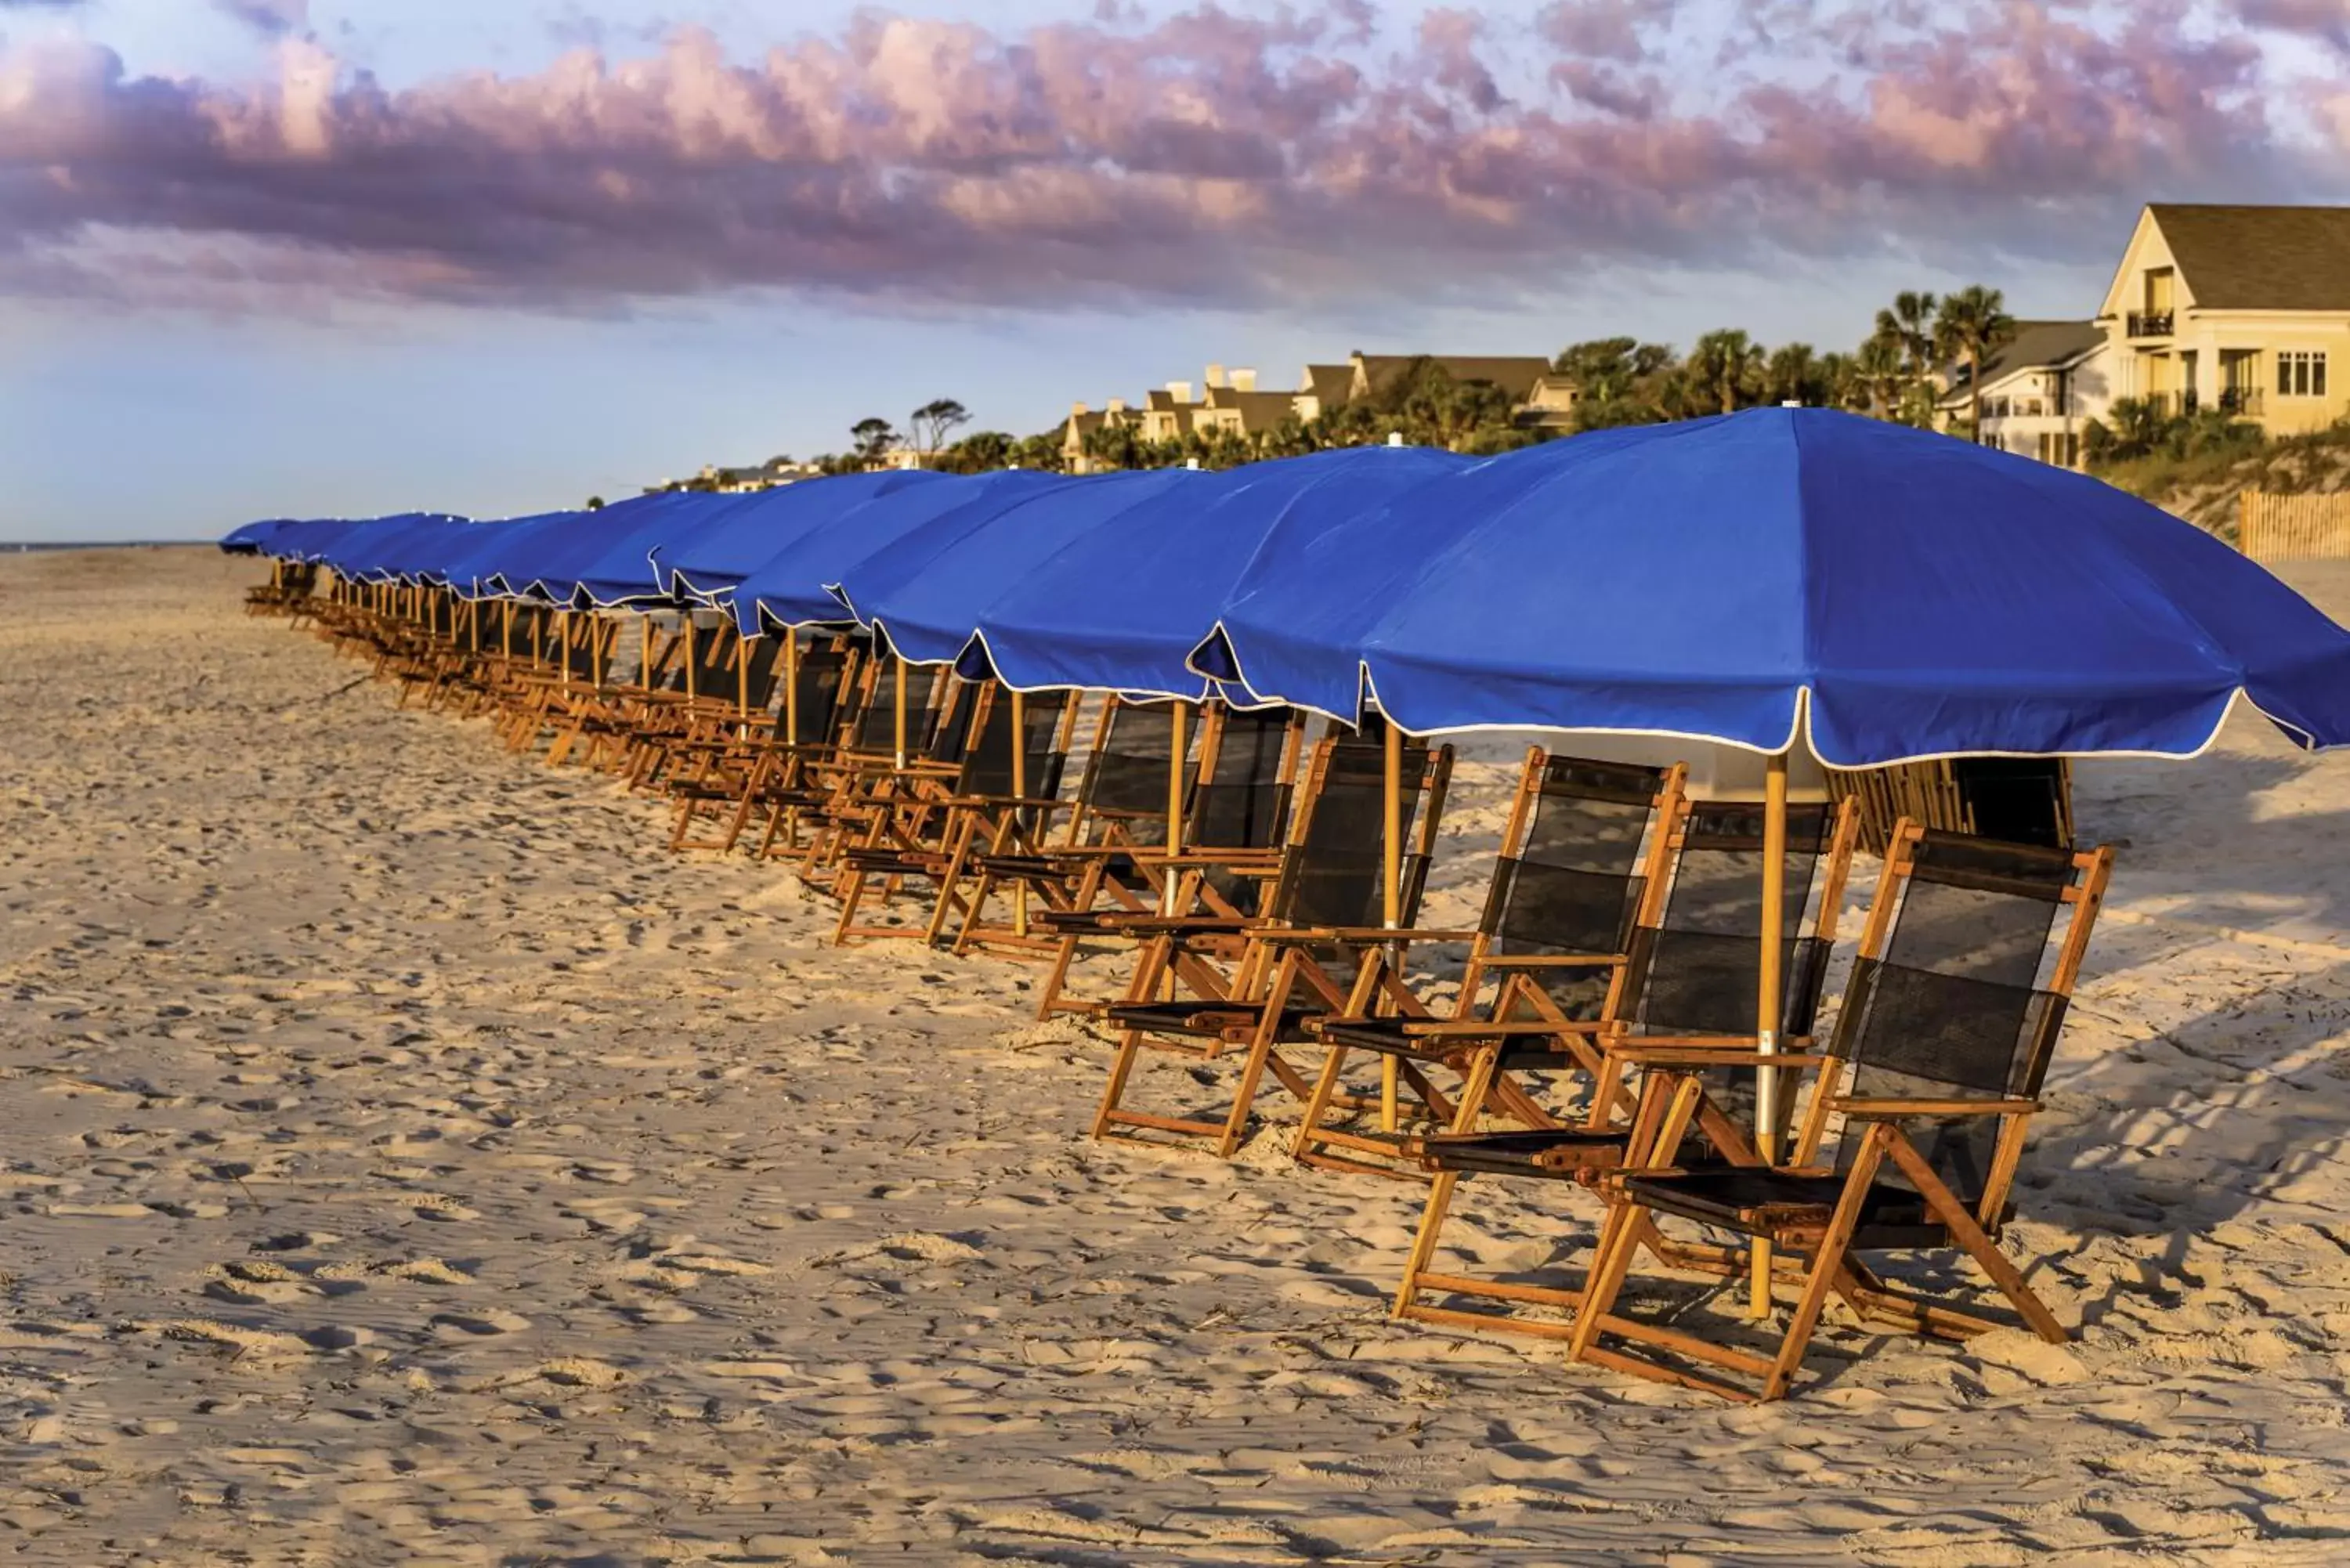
[{"left": 2240, "top": 490, "right": 2350, "bottom": 561}]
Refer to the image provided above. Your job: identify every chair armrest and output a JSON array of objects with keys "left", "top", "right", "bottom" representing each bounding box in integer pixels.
[
  {"left": 1832, "top": 1097, "right": 2038, "bottom": 1119},
  {"left": 1475, "top": 954, "right": 1629, "bottom": 969},
  {"left": 1399, "top": 1019, "right": 1606, "bottom": 1037},
  {"left": 1606, "top": 1048, "right": 1835, "bottom": 1069},
  {"left": 1306, "top": 926, "right": 1484, "bottom": 944},
  {"left": 1090, "top": 915, "right": 1263, "bottom": 935}
]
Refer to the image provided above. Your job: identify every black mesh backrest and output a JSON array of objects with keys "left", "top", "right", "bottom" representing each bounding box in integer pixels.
[
  {"left": 690, "top": 622, "right": 737, "bottom": 696},
  {"left": 1629, "top": 801, "right": 1835, "bottom": 1039},
  {"left": 922, "top": 678, "right": 979, "bottom": 764},
  {"left": 1952, "top": 758, "right": 2070, "bottom": 849},
  {"left": 1191, "top": 709, "right": 1294, "bottom": 851},
  {"left": 771, "top": 648, "right": 850, "bottom": 743},
  {"left": 559, "top": 616, "right": 601, "bottom": 682},
  {"left": 1829, "top": 831, "right": 2077, "bottom": 1208},
  {"left": 510, "top": 604, "right": 550, "bottom": 656},
  {"left": 848, "top": 664, "right": 937, "bottom": 753},
  {"left": 655, "top": 619, "right": 695, "bottom": 691},
  {"left": 739, "top": 637, "right": 786, "bottom": 710},
  {"left": 1273, "top": 738, "right": 1428, "bottom": 929},
  {"left": 955, "top": 692, "right": 1073, "bottom": 829},
  {"left": 1083, "top": 701, "right": 1180, "bottom": 844},
  {"left": 1482, "top": 757, "right": 1665, "bottom": 959}
]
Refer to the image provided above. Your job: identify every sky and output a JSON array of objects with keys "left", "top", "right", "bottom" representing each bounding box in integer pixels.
[{"left": 3, "top": 1, "right": 2348, "bottom": 541}]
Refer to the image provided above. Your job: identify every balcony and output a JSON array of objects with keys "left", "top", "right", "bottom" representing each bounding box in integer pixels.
[
  {"left": 2219, "top": 386, "right": 2265, "bottom": 417},
  {"left": 2127, "top": 312, "right": 2175, "bottom": 338}
]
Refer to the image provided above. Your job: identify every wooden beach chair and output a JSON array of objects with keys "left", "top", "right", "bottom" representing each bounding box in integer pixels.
[
  {"left": 1025, "top": 704, "right": 1309, "bottom": 1019},
  {"left": 1089, "top": 730, "right": 1454, "bottom": 1156},
  {"left": 1274, "top": 753, "right": 1694, "bottom": 1179},
  {"left": 663, "top": 640, "right": 859, "bottom": 853},
  {"left": 1387, "top": 795, "right": 1860, "bottom": 1336},
  {"left": 829, "top": 687, "right": 1078, "bottom": 945},
  {"left": 947, "top": 695, "right": 1190, "bottom": 961},
  {"left": 1568, "top": 824, "right": 2115, "bottom": 1402}
]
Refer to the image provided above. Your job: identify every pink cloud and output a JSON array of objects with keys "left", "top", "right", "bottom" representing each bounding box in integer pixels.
[{"left": 0, "top": 2, "right": 2337, "bottom": 316}]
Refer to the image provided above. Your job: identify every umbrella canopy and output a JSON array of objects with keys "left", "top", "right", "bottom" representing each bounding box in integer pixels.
[
  {"left": 731, "top": 468, "right": 1065, "bottom": 634},
  {"left": 334, "top": 514, "right": 483, "bottom": 583},
  {"left": 969, "top": 446, "right": 1466, "bottom": 699},
  {"left": 430, "top": 511, "right": 589, "bottom": 598},
  {"left": 219, "top": 518, "right": 296, "bottom": 555},
  {"left": 552, "top": 491, "right": 738, "bottom": 608},
  {"left": 649, "top": 470, "right": 951, "bottom": 605},
  {"left": 837, "top": 469, "right": 1204, "bottom": 666},
  {"left": 1205, "top": 409, "right": 2350, "bottom": 763},
  {"left": 497, "top": 491, "right": 710, "bottom": 607},
  {"left": 293, "top": 514, "right": 465, "bottom": 573}
]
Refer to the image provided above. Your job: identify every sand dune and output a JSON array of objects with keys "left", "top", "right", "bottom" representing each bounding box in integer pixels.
[{"left": 3, "top": 546, "right": 2348, "bottom": 1564}]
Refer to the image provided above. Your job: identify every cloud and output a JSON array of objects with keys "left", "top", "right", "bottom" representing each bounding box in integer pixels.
[
  {"left": 212, "top": 0, "right": 308, "bottom": 34},
  {"left": 0, "top": 2, "right": 2340, "bottom": 316},
  {"left": 2236, "top": 0, "right": 2350, "bottom": 50}
]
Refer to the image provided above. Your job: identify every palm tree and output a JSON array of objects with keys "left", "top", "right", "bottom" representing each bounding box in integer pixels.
[
  {"left": 1934, "top": 286, "right": 2019, "bottom": 435},
  {"left": 1762, "top": 342, "right": 1823, "bottom": 406},
  {"left": 1853, "top": 333, "right": 1908, "bottom": 419},
  {"left": 1875, "top": 291, "right": 1940, "bottom": 379},
  {"left": 1687, "top": 330, "right": 1764, "bottom": 415}
]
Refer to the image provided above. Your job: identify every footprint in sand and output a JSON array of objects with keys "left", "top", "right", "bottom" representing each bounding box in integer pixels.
[{"left": 428, "top": 1308, "right": 533, "bottom": 1338}]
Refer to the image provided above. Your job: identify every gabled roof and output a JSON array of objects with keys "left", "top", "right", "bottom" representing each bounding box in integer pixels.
[
  {"left": 1943, "top": 321, "right": 2105, "bottom": 401},
  {"left": 1302, "top": 363, "right": 1354, "bottom": 408},
  {"left": 1202, "top": 386, "right": 1298, "bottom": 429},
  {"left": 2150, "top": 204, "right": 2350, "bottom": 312},
  {"left": 1358, "top": 354, "right": 1554, "bottom": 401}
]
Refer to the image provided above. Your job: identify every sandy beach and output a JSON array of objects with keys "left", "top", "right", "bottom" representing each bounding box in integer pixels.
[{"left": 5, "top": 546, "right": 2350, "bottom": 1565}]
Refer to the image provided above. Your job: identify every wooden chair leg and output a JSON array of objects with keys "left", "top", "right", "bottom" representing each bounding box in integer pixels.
[
  {"left": 1394, "top": 1169, "right": 1464, "bottom": 1318},
  {"left": 1881, "top": 1132, "right": 2069, "bottom": 1344},
  {"left": 1762, "top": 1125, "right": 1892, "bottom": 1400}
]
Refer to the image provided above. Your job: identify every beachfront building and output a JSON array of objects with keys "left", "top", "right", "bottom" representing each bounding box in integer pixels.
[
  {"left": 1300, "top": 352, "right": 1564, "bottom": 428},
  {"left": 1936, "top": 321, "right": 2113, "bottom": 470},
  {"left": 2095, "top": 204, "right": 2350, "bottom": 435}
]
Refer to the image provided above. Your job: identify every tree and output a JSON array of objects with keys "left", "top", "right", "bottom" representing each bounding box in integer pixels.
[
  {"left": 1935, "top": 285, "right": 2018, "bottom": 435},
  {"left": 908, "top": 398, "right": 971, "bottom": 457},
  {"left": 1875, "top": 291, "right": 1940, "bottom": 380},
  {"left": 1685, "top": 329, "right": 1764, "bottom": 415},
  {"left": 850, "top": 417, "right": 898, "bottom": 466},
  {"left": 584, "top": 495, "right": 606, "bottom": 510},
  {"left": 1762, "top": 341, "right": 1827, "bottom": 406},
  {"left": 1852, "top": 332, "right": 1909, "bottom": 419},
  {"left": 937, "top": 429, "right": 1014, "bottom": 473}
]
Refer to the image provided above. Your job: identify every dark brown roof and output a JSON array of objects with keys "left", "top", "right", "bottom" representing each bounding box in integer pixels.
[
  {"left": 1358, "top": 354, "right": 1554, "bottom": 401},
  {"left": 2150, "top": 204, "right": 2350, "bottom": 312},
  {"left": 1951, "top": 320, "right": 2104, "bottom": 395},
  {"left": 1203, "top": 386, "right": 1298, "bottom": 428},
  {"left": 1303, "top": 363, "right": 1354, "bottom": 408}
]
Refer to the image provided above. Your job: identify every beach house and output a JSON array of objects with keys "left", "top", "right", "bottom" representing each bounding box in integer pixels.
[
  {"left": 2095, "top": 204, "right": 2350, "bottom": 435},
  {"left": 1936, "top": 320, "right": 2113, "bottom": 469}
]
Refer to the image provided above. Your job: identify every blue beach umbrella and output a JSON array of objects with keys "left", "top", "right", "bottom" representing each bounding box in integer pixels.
[
  {"left": 1203, "top": 406, "right": 2350, "bottom": 1146},
  {"left": 219, "top": 518, "right": 295, "bottom": 555},
  {"left": 969, "top": 446, "right": 1466, "bottom": 700},
  {"left": 1207, "top": 409, "right": 2350, "bottom": 761},
  {"left": 732, "top": 468, "right": 1065, "bottom": 635},
  {"left": 555, "top": 492, "right": 738, "bottom": 609},
  {"left": 837, "top": 468, "right": 1205, "bottom": 665},
  {"left": 649, "top": 470, "right": 952, "bottom": 606}
]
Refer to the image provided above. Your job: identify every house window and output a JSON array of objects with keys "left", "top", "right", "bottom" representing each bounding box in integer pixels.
[{"left": 2279, "top": 351, "right": 2328, "bottom": 398}]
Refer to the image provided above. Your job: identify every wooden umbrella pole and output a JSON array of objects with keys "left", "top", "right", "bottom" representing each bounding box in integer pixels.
[
  {"left": 641, "top": 615, "right": 653, "bottom": 686},
  {"left": 1163, "top": 701, "right": 1188, "bottom": 915},
  {"left": 783, "top": 630, "right": 800, "bottom": 746},
  {"left": 1010, "top": 689, "right": 1030, "bottom": 937},
  {"left": 557, "top": 609, "right": 572, "bottom": 682},
  {"left": 892, "top": 653, "right": 909, "bottom": 771},
  {"left": 684, "top": 616, "right": 699, "bottom": 700},
  {"left": 737, "top": 631, "right": 753, "bottom": 739},
  {"left": 501, "top": 601, "right": 513, "bottom": 660},
  {"left": 590, "top": 612, "right": 604, "bottom": 687},
  {"left": 1750, "top": 746, "right": 1791, "bottom": 1318},
  {"left": 1381, "top": 717, "right": 1403, "bottom": 1133}
]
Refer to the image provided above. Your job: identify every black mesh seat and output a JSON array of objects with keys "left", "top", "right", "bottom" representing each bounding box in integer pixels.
[
  {"left": 1619, "top": 1167, "right": 1948, "bottom": 1248},
  {"left": 1420, "top": 1127, "right": 1652, "bottom": 1178}
]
